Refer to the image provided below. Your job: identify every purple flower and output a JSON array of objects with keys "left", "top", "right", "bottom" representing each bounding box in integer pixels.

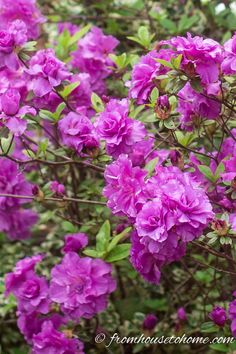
[
  {"left": 128, "top": 49, "right": 174, "bottom": 104},
  {"left": 0, "top": 88, "right": 36, "bottom": 135},
  {"left": 209, "top": 306, "right": 227, "bottom": 327},
  {"left": 0, "top": 30, "right": 19, "bottom": 71},
  {"left": 103, "top": 155, "right": 147, "bottom": 218},
  {"left": 67, "top": 73, "right": 92, "bottom": 114},
  {"left": 177, "top": 307, "right": 187, "bottom": 321},
  {"left": 9, "top": 20, "right": 28, "bottom": 46},
  {"left": 58, "top": 112, "right": 99, "bottom": 156},
  {"left": 143, "top": 314, "right": 158, "bottom": 330},
  {"left": 28, "top": 49, "right": 71, "bottom": 97},
  {"left": 0, "top": 0, "right": 45, "bottom": 40},
  {"left": 63, "top": 233, "right": 88, "bottom": 253},
  {"left": 5, "top": 254, "right": 43, "bottom": 296},
  {"left": 0, "top": 208, "right": 38, "bottom": 240},
  {"left": 96, "top": 99, "right": 146, "bottom": 158},
  {"left": 32, "top": 321, "right": 84, "bottom": 354},
  {"left": 17, "top": 275, "right": 49, "bottom": 314},
  {"left": 222, "top": 33, "right": 236, "bottom": 75},
  {"left": 130, "top": 166, "right": 213, "bottom": 284},
  {"left": 17, "top": 312, "right": 64, "bottom": 344},
  {"left": 58, "top": 22, "right": 80, "bottom": 36},
  {"left": 163, "top": 33, "right": 222, "bottom": 85},
  {"left": 49, "top": 252, "right": 116, "bottom": 319},
  {"left": 0, "top": 159, "right": 34, "bottom": 209},
  {"left": 50, "top": 181, "right": 65, "bottom": 196},
  {"left": 178, "top": 83, "right": 221, "bottom": 130},
  {"left": 71, "top": 26, "right": 119, "bottom": 94}
]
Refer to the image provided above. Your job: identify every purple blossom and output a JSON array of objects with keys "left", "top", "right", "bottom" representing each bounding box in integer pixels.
[
  {"left": 0, "top": 0, "right": 45, "bottom": 40},
  {"left": 50, "top": 181, "right": 65, "bottom": 196},
  {"left": 178, "top": 83, "right": 221, "bottom": 130},
  {"left": 177, "top": 307, "right": 187, "bottom": 321},
  {"left": 128, "top": 49, "right": 174, "bottom": 104},
  {"left": 209, "top": 306, "right": 227, "bottom": 327},
  {"left": 143, "top": 314, "right": 158, "bottom": 330},
  {"left": 103, "top": 155, "right": 147, "bottom": 218},
  {"left": 27, "top": 49, "right": 71, "bottom": 97},
  {"left": 17, "top": 312, "right": 64, "bottom": 344},
  {"left": 5, "top": 254, "right": 43, "bottom": 296},
  {"left": 131, "top": 166, "right": 213, "bottom": 284},
  {"left": 71, "top": 26, "right": 119, "bottom": 94},
  {"left": 222, "top": 33, "right": 236, "bottom": 75},
  {"left": 58, "top": 112, "right": 99, "bottom": 156},
  {"left": 163, "top": 33, "right": 222, "bottom": 85},
  {"left": 0, "top": 30, "right": 19, "bottom": 71},
  {"left": 17, "top": 275, "right": 49, "bottom": 314},
  {"left": 0, "top": 159, "right": 34, "bottom": 209},
  {"left": 49, "top": 252, "right": 116, "bottom": 320},
  {"left": 67, "top": 73, "right": 92, "bottom": 114},
  {"left": 0, "top": 88, "right": 36, "bottom": 135},
  {"left": 58, "top": 22, "right": 80, "bottom": 36},
  {"left": 63, "top": 233, "right": 88, "bottom": 253},
  {"left": 0, "top": 208, "right": 38, "bottom": 240},
  {"left": 32, "top": 320, "right": 84, "bottom": 354},
  {"left": 96, "top": 99, "right": 146, "bottom": 158}
]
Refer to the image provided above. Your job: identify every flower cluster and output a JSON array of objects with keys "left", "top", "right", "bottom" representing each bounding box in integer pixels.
[
  {"left": 5, "top": 235, "right": 116, "bottom": 352},
  {"left": 104, "top": 157, "right": 214, "bottom": 283}
]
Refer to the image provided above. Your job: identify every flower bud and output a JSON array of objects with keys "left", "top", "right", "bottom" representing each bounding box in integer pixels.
[
  {"left": 155, "top": 95, "right": 171, "bottom": 120},
  {"left": 209, "top": 306, "right": 227, "bottom": 327},
  {"left": 1, "top": 89, "right": 20, "bottom": 116},
  {"left": 143, "top": 314, "right": 158, "bottom": 330},
  {"left": 211, "top": 219, "right": 229, "bottom": 236}
]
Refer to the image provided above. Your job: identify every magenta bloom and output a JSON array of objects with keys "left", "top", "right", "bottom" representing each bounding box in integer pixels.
[
  {"left": 5, "top": 254, "right": 43, "bottom": 296},
  {"left": 0, "top": 159, "right": 34, "bottom": 209},
  {"left": 67, "top": 73, "right": 92, "bottom": 113},
  {"left": 131, "top": 166, "right": 213, "bottom": 284},
  {"left": 129, "top": 49, "right": 174, "bottom": 104},
  {"left": 0, "top": 88, "right": 36, "bottom": 135},
  {"left": 222, "top": 33, "right": 236, "bottom": 75},
  {"left": 103, "top": 155, "right": 147, "bottom": 218},
  {"left": 17, "top": 275, "right": 49, "bottom": 314},
  {"left": 32, "top": 321, "right": 84, "bottom": 354},
  {"left": 58, "top": 112, "right": 99, "bottom": 156},
  {"left": 0, "top": 30, "right": 19, "bottom": 71},
  {"left": 178, "top": 83, "right": 221, "bottom": 130},
  {"left": 58, "top": 22, "right": 80, "bottom": 35},
  {"left": 163, "top": 33, "right": 222, "bottom": 84},
  {"left": 49, "top": 252, "right": 116, "bottom": 319},
  {"left": 63, "top": 233, "right": 88, "bottom": 253},
  {"left": 96, "top": 99, "right": 146, "bottom": 158},
  {"left": 50, "top": 181, "right": 65, "bottom": 196},
  {"left": 71, "top": 26, "right": 119, "bottom": 94},
  {"left": 143, "top": 314, "right": 158, "bottom": 330},
  {"left": 0, "top": 0, "right": 45, "bottom": 40},
  {"left": 17, "top": 312, "right": 64, "bottom": 344},
  {"left": 28, "top": 49, "right": 71, "bottom": 97},
  {"left": 0, "top": 208, "right": 38, "bottom": 240},
  {"left": 177, "top": 307, "right": 187, "bottom": 321},
  {"left": 209, "top": 306, "right": 227, "bottom": 327}
]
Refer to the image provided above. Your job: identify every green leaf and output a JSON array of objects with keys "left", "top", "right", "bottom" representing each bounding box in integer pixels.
[
  {"left": 96, "top": 220, "right": 111, "bottom": 253},
  {"left": 155, "top": 58, "right": 173, "bottom": 69},
  {"left": 209, "top": 343, "right": 230, "bottom": 352},
  {"left": 215, "top": 162, "right": 225, "bottom": 180},
  {"left": 198, "top": 165, "right": 215, "bottom": 182},
  {"left": 62, "top": 221, "right": 77, "bottom": 233},
  {"left": 108, "top": 227, "right": 132, "bottom": 252},
  {"left": 68, "top": 24, "right": 91, "bottom": 47},
  {"left": 59, "top": 82, "right": 80, "bottom": 99},
  {"left": 0, "top": 134, "right": 14, "bottom": 155},
  {"left": 150, "top": 87, "right": 159, "bottom": 104},
  {"left": 91, "top": 93, "right": 104, "bottom": 113},
  {"left": 200, "top": 321, "right": 219, "bottom": 333},
  {"left": 105, "top": 244, "right": 131, "bottom": 262},
  {"left": 159, "top": 18, "right": 177, "bottom": 33},
  {"left": 144, "top": 157, "right": 159, "bottom": 177},
  {"left": 171, "top": 55, "right": 183, "bottom": 70},
  {"left": 178, "top": 14, "right": 199, "bottom": 32},
  {"left": 83, "top": 249, "right": 100, "bottom": 258}
]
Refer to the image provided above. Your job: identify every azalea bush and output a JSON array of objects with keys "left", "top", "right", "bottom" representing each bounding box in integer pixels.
[{"left": 1, "top": 0, "right": 236, "bottom": 353}]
